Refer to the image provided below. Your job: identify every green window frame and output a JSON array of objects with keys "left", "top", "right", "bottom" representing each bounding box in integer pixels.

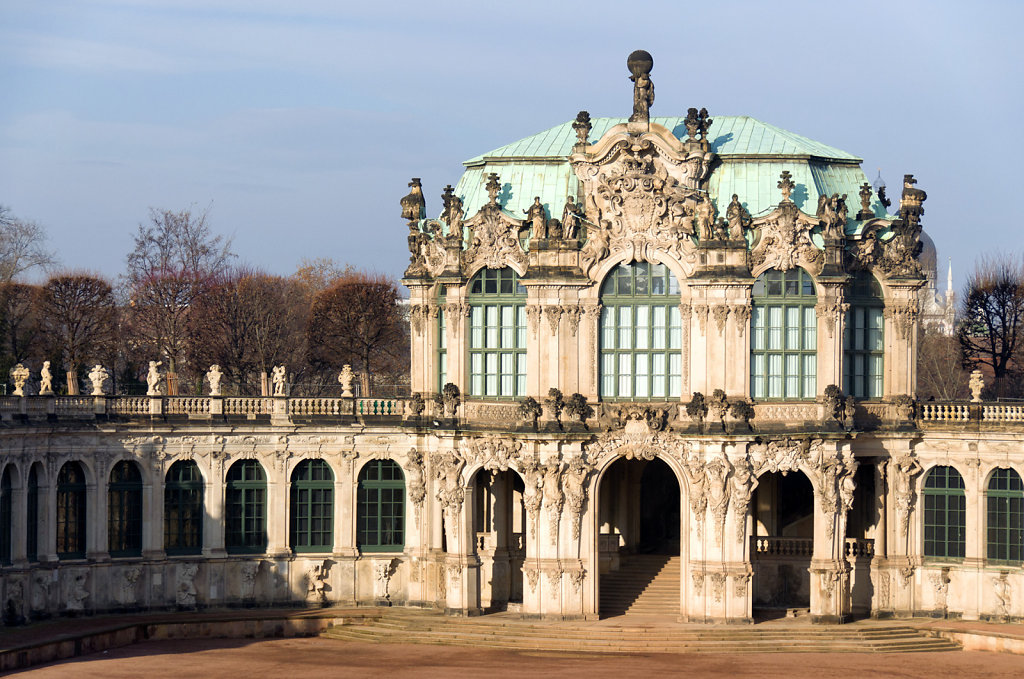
[
  {"left": 0, "top": 466, "right": 11, "bottom": 566},
  {"left": 923, "top": 465, "right": 966, "bottom": 560},
  {"left": 987, "top": 468, "right": 1024, "bottom": 564},
  {"left": 164, "top": 460, "right": 203, "bottom": 556},
  {"left": 599, "top": 262, "right": 682, "bottom": 400},
  {"left": 438, "top": 305, "right": 447, "bottom": 392},
  {"left": 108, "top": 461, "right": 143, "bottom": 558},
  {"left": 56, "top": 461, "right": 87, "bottom": 560},
  {"left": 27, "top": 465, "right": 38, "bottom": 563},
  {"left": 751, "top": 268, "right": 817, "bottom": 399},
  {"left": 290, "top": 459, "right": 334, "bottom": 553},
  {"left": 225, "top": 460, "right": 267, "bottom": 554},
  {"left": 357, "top": 460, "right": 405, "bottom": 553},
  {"left": 468, "top": 268, "right": 527, "bottom": 398},
  {"left": 844, "top": 272, "right": 884, "bottom": 399}
]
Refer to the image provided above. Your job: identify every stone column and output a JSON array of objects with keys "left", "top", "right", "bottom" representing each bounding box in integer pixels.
[
  {"left": 141, "top": 471, "right": 163, "bottom": 560},
  {"left": 266, "top": 462, "right": 288, "bottom": 558},
  {"left": 10, "top": 482, "right": 27, "bottom": 566},
  {"left": 808, "top": 451, "right": 852, "bottom": 623},
  {"left": 204, "top": 459, "right": 226, "bottom": 558},
  {"left": 87, "top": 474, "right": 108, "bottom": 561},
  {"left": 40, "top": 477, "right": 57, "bottom": 563},
  {"left": 815, "top": 286, "right": 845, "bottom": 394}
]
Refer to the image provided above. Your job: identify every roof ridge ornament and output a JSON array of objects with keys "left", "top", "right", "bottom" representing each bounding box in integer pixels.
[
  {"left": 484, "top": 172, "right": 502, "bottom": 207},
  {"left": 777, "top": 170, "right": 795, "bottom": 202},
  {"left": 400, "top": 177, "right": 426, "bottom": 223},
  {"left": 857, "top": 182, "right": 874, "bottom": 220},
  {"left": 572, "top": 111, "right": 591, "bottom": 147},
  {"left": 626, "top": 50, "right": 654, "bottom": 124}
]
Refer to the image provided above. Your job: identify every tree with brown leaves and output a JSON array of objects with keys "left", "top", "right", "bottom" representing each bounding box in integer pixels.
[{"left": 306, "top": 271, "right": 408, "bottom": 396}]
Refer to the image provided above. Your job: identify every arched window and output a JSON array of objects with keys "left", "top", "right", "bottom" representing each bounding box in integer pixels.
[
  {"left": 467, "top": 268, "right": 527, "bottom": 398},
  {"left": 291, "top": 460, "right": 334, "bottom": 553},
  {"left": 56, "top": 462, "right": 87, "bottom": 560},
  {"left": 108, "top": 461, "right": 143, "bottom": 557},
  {"left": 599, "top": 262, "right": 682, "bottom": 399},
  {"left": 923, "top": 466, "right": 966, "bottom": 560},
  {"left": 0, "top": 466, "right": 11, "bottom": 566},
  {"left": 844, "top": 272, "right": 884, "bottom": 399},
  {"left": 987, "top": 468, "right": 1024, "bottom": 563},
  {"left": 751, "top": 268, "right": 817, "bottom": 399},
  {"left": 27, "top": 465, "right": 39, "bottom": 563},
  {"left": 165, "top": 460, "right": 203, "bottom": 555},
  {"left": 225, "top": 460, "right": 267, "bottom": 554},
  {"left": 357, "top": 460, "right": 405, "bottom": 552}
]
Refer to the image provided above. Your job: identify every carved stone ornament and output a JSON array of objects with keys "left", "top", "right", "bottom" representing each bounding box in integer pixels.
[
  {"left": 747, "top": 437, "right": 824, "bottom": 477},
  {"left": 462, "top": 185, "right": 528, "bottom": 274},
  {"left": 749, "top": 192, "right": 824, "bottom": 275},
  {"left": 891, "top": 452, "right": 922, "bottom": 539},
  {"left": 404, "top": 448, "right": 427, "bottom": 520},
  {"left": 711, "top": 305, "right": 730, "bottom": 334},
  {"left": 466, "top": 436, "right": 522, "bottom": 472},
  {"left": 431, "top": 450, "right": 466, "bottom": 516},
  {"left": 571, "top": 125, "right": 716, "bottom": 274},
  {"left": 850, "top": 217, "right": 925, "bottom": 278},
  {"left": 886, "top": 301, "right": 920, "bottom": 340},
  {"left": 814, "top": 299, "right": 848, "bottom": 338}
]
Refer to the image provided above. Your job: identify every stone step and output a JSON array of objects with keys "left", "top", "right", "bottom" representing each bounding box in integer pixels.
[{"left": 322, "top": 622, "right": 961, "bottom": 654}]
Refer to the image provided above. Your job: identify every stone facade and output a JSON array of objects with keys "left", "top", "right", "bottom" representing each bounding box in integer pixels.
[{"left": 0, "top": 54, "right": 1021, "bottom": 626}]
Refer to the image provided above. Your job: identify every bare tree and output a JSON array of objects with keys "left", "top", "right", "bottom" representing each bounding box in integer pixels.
[
  {"left": 0, "top": 282, "right": 44, "bottom": 377},
  {"left": 124, "top": 206, "right": 233, "bottom": 393},
  {"left": 189, "top": 268, "right": 307, "bottom": 394},
  {"left": 306, "top": 270, "right": 409, "bottom": 396},
  {"left": 957, "top": 254, "right": 1024, "bottom": 398},
  {"left": 917, "top": 329, "right": 968, "bottom": 401},
  {"left": 39, "top": 272, "right": 117, "bottom": 394},
  {"left": 0, "top": 205, "right": 55, "bottom": 284}
]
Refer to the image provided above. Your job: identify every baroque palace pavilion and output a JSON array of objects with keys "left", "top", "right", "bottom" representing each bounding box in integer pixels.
[{"left": 0, "top": 51, "right": 1020, "bottom": 626}]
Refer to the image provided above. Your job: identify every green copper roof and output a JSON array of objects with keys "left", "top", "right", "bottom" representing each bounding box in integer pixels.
[
  {"left": 464, "top": 116, "right": 861, "bottom": 165},
  {"left": 452, "top": 115, "right": 886, "bottom": 233}
]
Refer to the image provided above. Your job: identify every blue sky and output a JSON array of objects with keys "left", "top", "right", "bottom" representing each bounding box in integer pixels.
[{"left": 1, "top": 0, "right": 1020, "bottom": 295}]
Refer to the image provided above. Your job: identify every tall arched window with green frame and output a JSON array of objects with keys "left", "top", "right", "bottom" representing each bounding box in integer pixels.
[
  {"left": 923, "top": 465, "right": 966, "bottom": 560},
  {"left": 987, "top": 468, "right": 1023, "bottom": 563},
  {"left": 225, "top": 459, "right": 267, "bottom": 554},
  {"left": 467, "top": 268, "right": 526, "bottom": 398},
  {"left": 56, "top": 461, "right": 87, "bottom": 560},
  {"left": 751, "top": 268, "right": 817, "bottom": 399},
  {"left": 0, "top": 466, "right": 11, "bottom": 566},
  {"left": 357, "top": 460, "right": 405, "bottom": 553},
  {"left": 844, "top": 271, "right": 884, "bottom": 399},
  {"left": 290, "top": 459, "right": 334, "bottom": 553},
  {"left": 164, "top": 460, "right": 203, "bottom": 556},
  {"left": 108, "top": 460, "right": 143, "bottom": 558},
  {"left": 599, "top": 262, "right": 682, "bottom": 400},
  {"left": 437, "top": 286, "right": 447, "bottom": 391}
]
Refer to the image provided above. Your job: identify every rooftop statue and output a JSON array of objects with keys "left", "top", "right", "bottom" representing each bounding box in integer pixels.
[
  {"left": 39, "top": 360, "right": 53, "bottom": 396},
  {"left": 146, "top": 360, "right": 163, "bottom": 396},
  {"left": 206, "top": 365, "right": 223, "bottom": 396},
  {"left": 523, "top": 197, "right": 547, "bottom": 239},
  {"left": 627, "top": 50, "right": 654, "bottom": 123},
  {"left": 400, "top": 178, "right": 427, "bottom": 222},
  {"left": 561, "top": 196, "right": 584, "bottom": 239}
]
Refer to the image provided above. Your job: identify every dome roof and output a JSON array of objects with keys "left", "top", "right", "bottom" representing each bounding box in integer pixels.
[
  {"left": 453, "top": 115, "right": 889, "bottom": 230},
  {"left": 919, "top": 228, "right": 938, "bottom": 278}
]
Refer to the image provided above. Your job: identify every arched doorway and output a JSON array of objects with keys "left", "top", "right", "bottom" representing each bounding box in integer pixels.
[
  {"left": 597, "top": 456, "right": 681, "bottom": 617},
  {"left": 471, "top": 468, "right": 526, "bottom": 612},
  {"left": 751, "top": 471, "right": 814, "bottom": 617}
]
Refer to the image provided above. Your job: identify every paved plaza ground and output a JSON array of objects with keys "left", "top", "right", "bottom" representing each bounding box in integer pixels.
[{"left": 11, "top": 637, "right": 1024, "bottom": 679}]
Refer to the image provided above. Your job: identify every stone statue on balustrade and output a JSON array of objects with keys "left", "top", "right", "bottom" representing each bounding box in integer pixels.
[
  {"left": 338, "top": 364, "right": 355, "bottom": 398},
  {"left": 523, "top": 197, "right": 547, "bottom": 239},
  {"left": 206, "top": 365, "right": 223, "bottom": 396},
  {"left": 146, "top": 360, "right": 163, "bottom": 396},
  {"left": 562, "top": 196, "right": 584, "bottom": 240},
  {"left": 272, "top": 365, "right": 287, "bottom": 396},
  {"left": 40, "top": 361, "right": 53, "bottom": 396},
  {"left": 88, "top": 365, "right": 109, "bottom": 396},
  {"left": 9, "top": 363, "right": 29, "bottom": 396}
]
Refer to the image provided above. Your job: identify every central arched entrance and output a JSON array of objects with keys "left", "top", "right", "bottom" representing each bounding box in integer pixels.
[
  {"left": 597, "top": 456, "right": 681, "bottom": 617},
  {"left": 471, "top": 468, "right": 526, "bottom": 612},
  {"left": 751, "top": 470, "right": 814, "bottom": 618}
]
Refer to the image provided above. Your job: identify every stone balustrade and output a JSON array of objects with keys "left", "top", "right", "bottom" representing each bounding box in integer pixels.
[
  {"left": 752, "top": 536, "right": 813, "bottom": 557},
  {"left": 0, "top": 392, "right": 1022, "bottom": 432}
]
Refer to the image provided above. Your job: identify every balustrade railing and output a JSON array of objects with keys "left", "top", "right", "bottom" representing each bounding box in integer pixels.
[
  {"left": 223, "top": 397, "right": 270, "bottom": 416},
  {"left": 982, "top": 404, "right": 1024, "bottom": 422},
  {"left": 752, "top": 536, "right": 813, "bottom": 557},
  {"left": 288, "top": 398, "right": 346, "bottom": 416},
  {"left": 165, "top": 397, "right": 210, "bottom": 415},
  {"left": 920, "top": 402, "right": 971, "bottom": 422},
  {"left": 108, "top": 397, "right": 149, "bottom": 415},
  {"left": 844, "top": 538, "right": 875, "bottom": 558},
  {"left": 54, "top": 396, "right": 93, "bottom": 417},
  {"left": 356, "top": 398, "right": 401, "bottom": 416}
]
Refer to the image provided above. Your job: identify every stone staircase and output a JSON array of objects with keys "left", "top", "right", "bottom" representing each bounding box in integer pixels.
[
  {"left": 600, "top": 554, "right": 681, "bottom": 617},
  {"left": 322, "top": 611, "right": 962, "bottom": 654}
]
